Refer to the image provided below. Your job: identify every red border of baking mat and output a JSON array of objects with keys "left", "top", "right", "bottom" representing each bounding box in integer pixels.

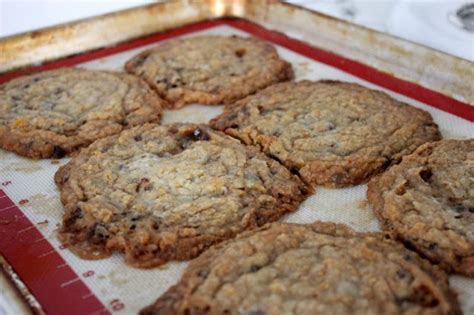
[
  {"left": 0, "top": 189, "right": 108, "bottom": 315},
  {"left": 0, "top": 17, "right": 472, "bottom": 315}
]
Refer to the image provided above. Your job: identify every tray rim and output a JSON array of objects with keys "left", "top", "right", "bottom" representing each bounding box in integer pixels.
[{"left": 0, "top": 0, "right": 472, "bottom": 108}]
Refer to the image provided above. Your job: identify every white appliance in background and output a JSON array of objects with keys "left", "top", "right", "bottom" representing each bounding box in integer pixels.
[
  {"left": 388, "top": 0, "right": 473, "bottom": 61},
  {"left": 288, "top": 0, "right": 473, "bottom": 61}
]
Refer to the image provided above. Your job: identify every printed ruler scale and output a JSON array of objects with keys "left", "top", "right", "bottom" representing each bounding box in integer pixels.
[{"left": 0, "top": 188, "right": 110, "bottom": 315}]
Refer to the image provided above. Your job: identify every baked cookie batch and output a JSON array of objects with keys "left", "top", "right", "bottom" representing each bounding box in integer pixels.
[{"left": 0, "top": 35, "right": 471, "bottom": 314}]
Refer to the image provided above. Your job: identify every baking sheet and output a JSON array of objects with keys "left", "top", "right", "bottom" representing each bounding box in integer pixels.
[{"left": 0, "top": 24, "right": 473, "bottom": 315}]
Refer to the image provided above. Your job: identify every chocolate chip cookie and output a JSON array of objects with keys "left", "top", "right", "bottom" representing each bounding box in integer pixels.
[
  {"left": 368, "top": 139, "right": 474, "bottom": 276},
  {"left": 55, "top": 124, "right": 309, "bottom": 268},
  {"left": 0, "top": 68, "right": 164, "bottom": 159},
  {"left": 141, "top": 221, "right": 460, "bottom": 315},
  {"left": 124, "top": 36, "right": 293, "bottom": 108},
  {"left": 211, "top": 80, "right": 441, "bottom": 187}
]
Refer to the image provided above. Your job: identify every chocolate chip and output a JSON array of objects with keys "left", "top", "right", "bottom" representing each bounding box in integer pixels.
[
  {"left": 454, "top": 214, "right": 463, "bottom": 219},
  {"left": 419, "top": 169, "right": 433, "bottom": 183},
  {"left": 149, "top": 217, "right": 162, "bottom": 230},
  {"left": 289, "top": 167, "right": 299, "bottom": 175},
  {"left": 411, "top": 284, "right": 439, "bottom": 307},
  {"left": 428, "top": 243, "right": 438, "bottom": 250},
  {"left": 51, "top": 146, "right": 66, "bottom": 159},
  {"left": 249, "top": 265, "right": 260, "bottom": 272},
  {"left": 396, "top": 270, "right": 409, "bottom": 279},
  {"left": 453, "top": 203, "right": 473, "bottom": 213},
  {"left": 66, "top": 207, "right": 83, "bottom": 226},
  {"left": 130, "top": 224, "right": 136, "bottom": 230},
  {"left": 89, "top": 223, "right": 109, "bottom": 244},
  {"left": 192, "top": 128, "right": 210, "bottom": 141},
  {"left": 73, "top": 207, "right": 83, "bottom": 218},
  {"left": 136, "top": 177, "right": 152, "bottom": 192},
  {"left": 235, "top": 48, "right": 246, "bottom": 58},
  {"left": 156, "top": 78, "right": 169, "bottom": 85},
  {"left": 134, "top": 135, "right": 142, "bottom": 142},
  {"left": 131, "top": 215, "right": 142, "bottom": 222}
]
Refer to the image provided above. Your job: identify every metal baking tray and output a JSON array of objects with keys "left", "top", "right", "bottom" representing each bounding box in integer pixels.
[{"left": 0, "top": 1, "right": 473, "bottom": 314}]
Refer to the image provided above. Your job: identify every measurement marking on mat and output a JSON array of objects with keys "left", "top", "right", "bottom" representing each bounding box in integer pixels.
[
  {"left": 0, "top": 195, "right": 7, "bottom": 200},
  {"left": 17, "top": 225, "right": 35, "bottom": 234},
  {"left": 33, "top": 237, "right": 46, "bottom": 243},
  {"left": 89, "top": 307, "right": 108, "bottom": 315},
  {"left": 82, "top": 293, "right": 94, "bottom": 300},
  {"left": 110, "top": 299, "right": 125, "bottom": 311},
  {"left": 60, "top": 277, "right": 80, "bottom": 288},
  {"left": 38, "top": 249, "right": 57, "bottom": 258},
  {"left": 56, "top": 263, "right": 68, "bottom": 269},
  {"left": 0, "top": 205, "right": 15, "bottom": 212}
]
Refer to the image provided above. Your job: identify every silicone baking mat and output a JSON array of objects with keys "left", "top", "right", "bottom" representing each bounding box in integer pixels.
[{"left": 0, "top": 19, "right": 473, "bottom": 315}]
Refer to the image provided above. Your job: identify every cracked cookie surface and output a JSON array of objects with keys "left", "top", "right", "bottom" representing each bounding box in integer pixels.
[
  {"left": 0, "top": 68, "right": 164, "bottom": 159},
  {"left": 55, "top": 123, "right": 309, "bottom": 268},
  {"left": 125, "top": 36, "right": 293, "bottom": 108},
  {"left": 211, "top": 80, "right": 441, "bottom": 187},
  {"left": 368, "top": 139, "right": 474, "bottom": 276},
  {"left": 141, "top": 221, "right": 460, "bottom": 315}
]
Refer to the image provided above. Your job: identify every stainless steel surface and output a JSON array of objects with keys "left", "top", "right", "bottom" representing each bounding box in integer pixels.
[{"left": 0, "top": 256, "right": 43, "bottom": 315}]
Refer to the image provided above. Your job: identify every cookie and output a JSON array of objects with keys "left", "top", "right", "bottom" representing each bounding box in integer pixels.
[
  {"left": 124, "top": 36, "right": 293, "bottom": 108},
  {"left": 0, "top": 68, "right": 164, "bottom": 159},
  {"left": 368, "top": 139, "right": 474, "bottom": 276},
  {"left": 55, "top": 123, "right": 310, "bottom": 268},
  {"left": 141, "top": 221, "right": 460, "bottom": 315},
  {"left": 211, "top": 80, "right": 441, "bottom": 187}
]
